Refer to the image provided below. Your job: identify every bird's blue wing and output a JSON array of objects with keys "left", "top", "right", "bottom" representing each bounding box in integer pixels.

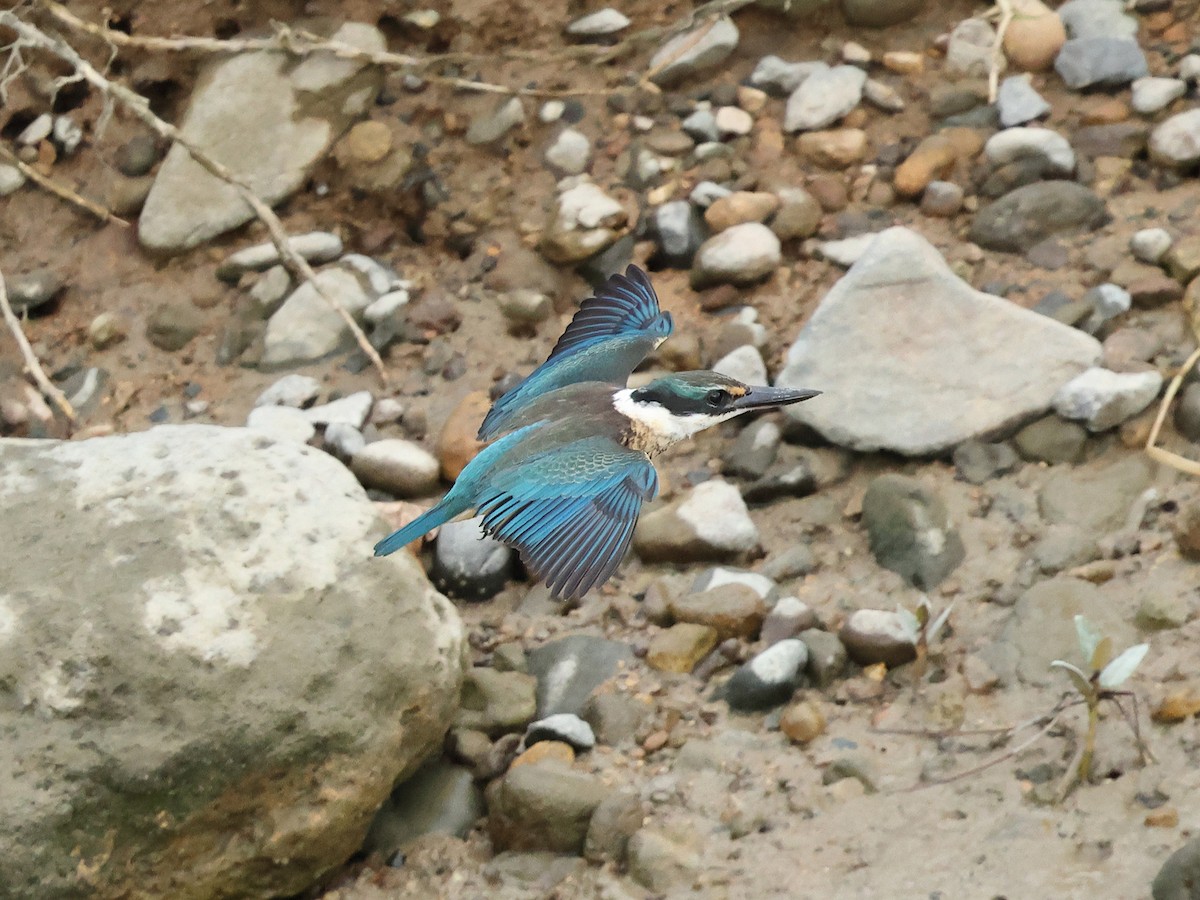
[
  {"left": 477, "top": 266, "right": 672, "bottom": 442},
  {"left": 474, "top": 437, "right": 658, "bottom": 599},
  {"left": 546, "top": 265, "right": 673, "bottom": 362}
]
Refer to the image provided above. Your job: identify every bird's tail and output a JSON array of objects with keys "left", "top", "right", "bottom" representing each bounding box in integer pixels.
[{"left": 373, "top": 495, "right": 471, "bottom": 557}]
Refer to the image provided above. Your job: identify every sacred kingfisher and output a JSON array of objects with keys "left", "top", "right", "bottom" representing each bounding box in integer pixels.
[{"left": 374, "top": 265, "right": 820, "bottom": 599}]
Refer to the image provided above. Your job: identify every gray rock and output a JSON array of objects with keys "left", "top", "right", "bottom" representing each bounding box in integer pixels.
[
  {"left": 52, "top": 116, "right": 82, "bottom": 155},
  {"left": 1005, "top": 576, "right": 1137, "bottom": 686},
  {"left": 1084, "top": 283, "right": 1132, "bottom": 327},
  {"left": 1058, "top": 0, "right": 1137, "bottom": 39},
  {"left": 839, "top": 609, "right": 917, "bottom": 667},
  {"left": 431, "top": 516, "right": 514, "bottom": 601},
  {"left": 761, "top": 596, "right": 818, "bottom": 644},
  {"left": 692, "top": 566, "right": 775, "bottom": 598},
  {"left": 216, "top": 232, "right": 342, "bottom": 282},
  {"left": 816, "top": 232, "right": 878, "bottom": 267},
  {"left": 747, "top": 467, "right": 817, "bottom": 505},
  {"left": 1013, "top": 415, "right": 1087, "bottom": 463},
  {"left": 715, "top": 105, "right": 753, "bottom": 137},
  {"left": 946, "top": 18, "right": 999, "bottom": 77},
  {"left": 647, "top": 17, "right": 738, "bottom": 88},
  {"left": 863, "top": 78, "right": 905, "bottom": 113},
  {"left": 681, "top": 108, "right": 719, "bottom": 143},
  {"left": 16, "top": 113, "right": 51, "bottom": 146},
  {"left": 1131, "top": 77, "right": 1187, "bottom": 115},
  {"left": 862, "top": 474, "right": 964, "bottom": 590},
  {"left": 140, "top": 23, "right": 384, "bottom": 252},
  {"left": 249, "top": 265, "right": 293, "bottom": 314},
  {"left": 1029, "top": 524, "right": 1098, "bottom": 574},
  {"left": 971, "top": 181, "right": 1106, "bottom": 252},
  {"left": 1152, "top": 835, "right": 1200, "bottom": 900},
  {"left": 261, "top": 267, "right": 373, "bottom": 368},
  {"left": 497, "top": 289, "right": 552, "bottom": 325},
  {"left": 1130, "top": 228, "right": 1173, "bottom": 265},
  {"left": 723, "top": 418, "right": 781, "bottom": 480},
  {"left": 1149, "top": 109, "right": 1200, "bottom": 168},
  {"left": 350, "top": 438, "right": 440, "bottom": 496},
  {"left": 0, "top": 425, "right": 463, "bottom": 898},
  {"left": 323, "top": 422, "right": 365, "bottom": 458},
  {"left": 1174, "top": 382, "right": 1200, "bottom": 442},
  {"left": 114, "top": 135, "right": 159, "bottom": 177},
  {"left": 652, "top": 200, "right": 706, "bottom": 268},
  {"left": 61, "top": 367, "right": 110, "bottom": 419},
  {"left": 634, "top": 479, "right": 759, "bottom": 561},
  {"left": 303, "top": 390, "right": 373, "bottom": 428},
  {"left": 146, "top": 301, "right": 205, "bottom": 351},
  {"left": 627, "top": 829, "right": 701, "bottom": 893},
  {"left": 842, "top": 0, "right": 925, "bottom": 27},
  {"left": 456, "top": 668, "right": 537, "bottom": 736},
  {"left": 6, "top": 267, "right": 63, "bottom": 314},
  {"left": 712, "top": 344, "right": 768, "bottom": 386},
  {"left": 784, "top": 65, "right": 867, "bottom": 132},
  {"left": 1182, "top": 54, "right": 1200, "bottom": 83},
  {"left": 487, "top": 761, "right": 609, "bottom": 853},
  {"left": 921, "top": 180, "right": 964, "bottom": 217},
  {"left": 526, "top": 713, "right": 596, "bottom": 751},
  {"left": 0, "top": 163, "right": 26, "bottom": 196},
  {"left": 719, "top": 639, "right": 808, "bottom": 711},
  {"left": 582, "top": 693, "right": 651, "bottom": 747},
  {"left": 984, "top": 127, "right": 1074, "bottom": 176},
  {"left": 527, "top": 635, "right": 634, "bottom": 718},
  {"left": 1039, "top": 454, "right": 1155, "bottom": 534},
  {"left": 1052, "top": 367, "right": 1162, "bottom": 431},
  {"left": 339, "top": 253, "right": 401, "bottom": 295},
  {"left": 583, "top": 789, "right": 643, "bottom": 865},
  {"left": 539, "top": 180, "right": 625, "bottom": 265},
  {"left": 466, "top": 97, "right": 526, "bottom": 145},
  {"left": 364, "top": 288, "right": 410, "bottom": 324},
  {"left": 750, "top": 56, "right": 826, "bottom": 96},
  {"left": 996, "top": 76, "right": 1051, "bottom": 127},
  {"left": 566, "top": 8, "right": 630, "bottom": 36},
  {"left": 770, "top": 187, "right": 823, "bottom": 240},
  {"left": 1054, "top": 38, "right": 1147, "bottom": 89},
  {"left": 544, "top": 128, "right": 591, "bottom": 176},
  {"left": 253, "top": 373, "right": 322, "bottom": 408},
  {"left": 691, "top": 222, "right": 781, "bottom": 287},
  {"left": 800, "top": 628, "right": 848, "bottom": 686},
  {"left": 245, "top": 405, "right": 317, "bottom": 444},
  {"left": 777, "top": 228, "right": 1101, "bottom": 455},
  {"left": 953, "top": 440, "right": 1019, "bottom": 484},
  {"left": 363, "top": 760, "right": 484, "bottom": 857}
]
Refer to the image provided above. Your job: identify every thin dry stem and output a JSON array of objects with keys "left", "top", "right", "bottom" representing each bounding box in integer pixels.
[
  {"left": 1145, "top": 344, "right": 1200, "bottom": 476},
  {"left": 0, "top": 267, "right": 76, "bottom": 423},
  {"left": 39, "top": 1, "right": 614, "bottom": 98},
  {"left": 0, "top": 144, "right": 129, "bottom": 227},
  {"left": 0, "top": 9, "right": 390, "bottom": 385},
  {"left": 988, "top": 0, "right": 1014, "bottom": 103}
]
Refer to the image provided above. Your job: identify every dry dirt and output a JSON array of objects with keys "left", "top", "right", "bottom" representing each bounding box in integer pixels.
[{"left": 3, "top": 1, "right": 1200, "bottom": 898}]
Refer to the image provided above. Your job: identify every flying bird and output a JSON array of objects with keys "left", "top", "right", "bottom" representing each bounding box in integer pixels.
[{"left": 375, "top": 266, "right": 820, "bottom": 599}]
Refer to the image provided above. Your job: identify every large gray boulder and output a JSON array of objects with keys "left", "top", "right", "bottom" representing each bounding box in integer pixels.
[
  {"left": 0, "top": 425, "right": 465, "bottom": 899},
  {"left": 139, "top": 23, "right": 384, "bottom": 253},
  {"left": 777, "top": 228, "right": 1100, "bottom": 455}
]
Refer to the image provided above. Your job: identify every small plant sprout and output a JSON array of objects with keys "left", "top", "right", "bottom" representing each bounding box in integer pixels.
[
  {"left": 1048, "top": 615, "right": 1153, "bottom": 800},
  {"left": 896, "top": 596, "right": 956, "bottom": 681}
]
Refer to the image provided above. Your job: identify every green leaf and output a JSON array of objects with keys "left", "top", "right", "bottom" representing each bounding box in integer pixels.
[
  {"left": 1099, "top": 644, "right": 1149, "bottom": 690},
  {"left": 1074, "top": 615, "right": 1101, "bottom": 666},
  {"left": 1051, "top": 660, "right": 1094, "bottom": 698}
]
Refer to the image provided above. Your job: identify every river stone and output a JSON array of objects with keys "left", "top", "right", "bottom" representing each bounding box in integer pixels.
[
  {"left": 0, "top": 425, "right": 464, "bottom": 899},
  {"left": 647, "top": 17, "right": 739, "bottom": 88},
  {"left": 527, "top": 635, "right": 635, "bottom": 718},
  {"left": 634, "top": 479, "right": 760, "bottom": 561},
  {"left": 1054, "top": 38, "right": 1147, "bottom": 89},
  {"left": 861, "top": 474, "right": 964, "bottom": 590},
  {"left": 486, "top": 760, "right": 609, "bottom": 854},
  {"left": 431, "top": 516, "right": 514, "bottom": 602},
  {"left": 1038, "top": 454, "right": 1155, "bottom": 535},
  {"left": 777, "top": 228, "right": 1100, "bottom": 455},
  {"left": 363, "top": 760, "right": 484, "bottom": 858},
  {"left": 1149, "top": 109, "right": 1200, "bottom": 168},
  {"left": 996, "top": 76, "right": 1051, "bottom": 127},
  {"left": 139, "top": 23, "right": 384, "bottom": 252},
  {"left": 784, "top": 64, "right": 867, "bottom": 132},
  {"left": 1153, "top": 835, "right": 1200, "bottom": 900},
  {"left": 970, "top": 181, "right": 1106, "bottom": 252},
  {"left": 261, "top": 267, "right": 373, "bottom": 368},
  {"left": 1052, "top": 367, "right": 1162, "bottom": 431}
]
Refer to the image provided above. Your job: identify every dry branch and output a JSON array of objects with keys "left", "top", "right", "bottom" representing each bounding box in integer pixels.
[
  {"left": 1144, "top": 344, "right": 1200, "bottom": 476},
  {"left": 0, "top": 267, "right": 76, "bottom": 424},
  {"left": 0, "top": 144, "right": 129, "bottom": 227},
  {"left": 0, "top": 9, "right": 390, "bottom": 384}
]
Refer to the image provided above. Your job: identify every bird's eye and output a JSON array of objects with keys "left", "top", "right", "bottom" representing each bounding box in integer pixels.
[{"left": 705, "top": 389, "right": 727, "bottom": 409}]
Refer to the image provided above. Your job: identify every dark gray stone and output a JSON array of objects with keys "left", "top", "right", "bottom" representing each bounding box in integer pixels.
[
  {"left": 953, "top": 440, "right": 1019, "bottom": 484},
  {"left": 970, "top": 182, "right": 1107, "bottom": 253},
  {"left": 526, "top": 635, "right": 635, "bottom": 718},
  {"left": 363, "top": 760, "right": 484, "bottom": 857},
  {"left": 718, "top": 639, "right": 808, "bottom": 711},
  {"left": 1152, "top": 835, "right": 1200, "bottom": 900},
  {"left": 1013, "top": 415, "right": 1088, "bottom": 463},
  {"left": 1054, "top": 38, "right": 1148, "bottom": 89},
  {"left": 800, "top": 627, "right": 848, "bottom": 686},
  {"left": 862, "top": 474, "right": 964, "bottom": 589},
  {"left": 432, "top": 516, "right": 514, "bottom": 601}
]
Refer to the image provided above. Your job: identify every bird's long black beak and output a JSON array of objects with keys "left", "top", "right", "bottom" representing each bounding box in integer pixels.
[{"left": 732, "top": 385, "right": 821, "bottom": 412}]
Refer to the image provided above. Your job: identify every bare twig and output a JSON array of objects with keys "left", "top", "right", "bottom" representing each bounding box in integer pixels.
[
  {"left": 0, "top": 144, "right": 129, "bottom": 227},
  {"left": 0, "top": 267, "right": 76, "bottom": 423},
  {"left": 988, "top": 0, "right": 1014, "bottom": 104},
  {"left": 39, "top": 1, "right": 614, "bottom": 98},
  {"left": 0, "top": 10, "right": 390, "bottom": 384},
  {"left": 1145, "top": 344, "right": 1200, "bottom": 476}
]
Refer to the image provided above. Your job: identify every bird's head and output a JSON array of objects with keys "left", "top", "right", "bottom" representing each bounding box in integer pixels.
[{"left": 614, "top": 371, "right": 820, "bottom": 453}]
